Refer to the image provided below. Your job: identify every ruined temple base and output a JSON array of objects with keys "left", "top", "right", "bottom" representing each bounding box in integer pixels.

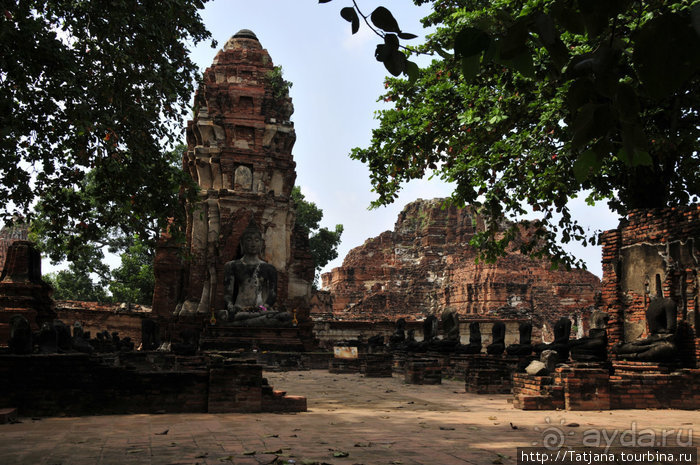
[
  {"left": 199, "top": 324, "right": 315, "bottom": 352},
  {"left": 404, "top": 357, "right": 442, "bottom": 384},
  {"left": 513, "top": 361, "right": 700, "bottom": 410},
  {"left": 361, "top": 353, "right": 394, "bottom": 377},
  {"left": 464, "top": 354, "right": 531, "bottom": 394},
  {"left": 0, "top": 353, "right": 306, "bottom": 416},
  {"left": 329, "top": 356, "right": 361, "bottom": 374}
]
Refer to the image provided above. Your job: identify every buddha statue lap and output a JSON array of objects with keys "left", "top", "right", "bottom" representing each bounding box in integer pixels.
[
  {"left": 506, "top": 322, "right": 533, "bottom": 356},
  {"left": 533, "top": 317, "right": 572, "bottom": 362},
  {"left": 613, "top": 275, "right": 678, "bottom": 362},
  {"left": 569, "top": 310, "right": 609, "bottom": 362},
  {"left": 217, "top": 221, "right": 292, "bottom": 327}
]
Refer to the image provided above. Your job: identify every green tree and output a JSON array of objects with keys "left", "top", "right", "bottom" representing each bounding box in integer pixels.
[
  {"left": 1, "top": 1, "right": 211, "bottom": 258},
  {"left": 44, "top": 265, "right": 111, "bottom": 303},
  {"left": 30, "top": 145, "right": 191, "bottom": 275},
  {"left": 326, "top": 0, "right": 700, "bottom": 268},
  {"left": 291, "top": 186, "right": 344, "bottom": 276},
  {"left": 109, "top": 235, "right": 155, "bottom": 305}
]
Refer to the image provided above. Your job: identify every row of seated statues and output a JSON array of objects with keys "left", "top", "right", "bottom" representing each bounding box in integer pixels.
[
  {"left": 384, "top": 278, "right": 680, "bottom": 364},
  {"left": 6, "top": 315, "right": 160, "bottom": 355}
]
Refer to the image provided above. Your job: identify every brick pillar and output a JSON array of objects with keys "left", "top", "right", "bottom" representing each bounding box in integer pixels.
[{"left": 600, "top": 230, "right": 623, "bottom": 349}]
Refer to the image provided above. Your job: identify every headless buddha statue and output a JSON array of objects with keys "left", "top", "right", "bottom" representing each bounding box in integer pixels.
[
  {"left": 569, "top": 310, "right": 609, "bottom": 362},
  {"left": 506, "top": 321, "right": 533, "bottom": 356},
  {"left": 613, "top": 275, "right": 678, "bottom": 362}
]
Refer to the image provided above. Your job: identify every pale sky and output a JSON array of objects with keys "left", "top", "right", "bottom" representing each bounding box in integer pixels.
[{"left": 190, "top": 0, "right": 619, "bottom": 278}]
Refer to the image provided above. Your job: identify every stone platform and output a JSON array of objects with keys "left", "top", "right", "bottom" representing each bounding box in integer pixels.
[
  {"left": 463, "top": 354, "right": 531, "bottom": 394},
  {"left": 0, "top": 352, "right": 306, "bottom": 416},
  {"left": 513, "top": 360, "right": 700, "bottom": 410},
  {"left": 199, "top": 324, "right": 313, "bottom": 352}
]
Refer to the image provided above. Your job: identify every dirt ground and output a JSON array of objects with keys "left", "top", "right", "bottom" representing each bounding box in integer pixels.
[{"left": 0, "top": 369, "right": 697, "bottom": 465}]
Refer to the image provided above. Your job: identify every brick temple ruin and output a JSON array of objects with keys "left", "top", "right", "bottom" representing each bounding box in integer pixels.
[
  {"left": 316, "top": 198, "right": 601, "bottom": 346},
  {"left": 1, "top": 28, "right": 698, "bottom": 417}
]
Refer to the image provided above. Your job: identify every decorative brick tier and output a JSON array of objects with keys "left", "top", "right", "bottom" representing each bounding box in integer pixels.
[
  {"left": 513, "top": 361, "right": 700, "bottom": 410},
  {"left": 361, "top": 353, "right": 394, "bottom": 377},
  {"left": 610, "top": 361, "right": 700, "bottom": 409},
  {"left": 404, "top": 357, "right": 442, "bottom": 385},
  {"left": 464, "top": 354, "right": 531, "bottom": 394},
  {"left": 0, "top": 352, "right": 306, "bottom": 416},
  {"left": 512, "top": 373, "right": 565, "bottom": 410},
  {"left": 199, "top": 325, "right": 313, "bottom": 352},
  {"left": 329, "top": 356, "right": 362, "bottom": 374}
]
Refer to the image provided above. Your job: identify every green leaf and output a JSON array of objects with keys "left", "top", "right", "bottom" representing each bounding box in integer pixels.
[
  {"left": 505, "top": 51, "right": 535, "bottom": 78},
  {"left": 340, "top": 7, "right": 360, "bottom": 34},
  {"left": 371, "top": 6, "right": 400, "bottom": 33},
  {"left": 573, "top": 150, "right": 602, "bottom": 182},
  {"left": 461, "top": 54, "right": 481, "bottom": 81},
  {"left": 633, "top": 12, "right": 700, "bottom": 98},
  {"left": 498, "top": 22, "right": 529, "bottom": 60},
  {"left": 384, "top": 49, "right": 407, "bottom": 77},
  {"left": 405, "top": 60, "right": 419, "bottom": 84},
  {"left": 454, "top": 27, "right": 490, "bottom": 57}
]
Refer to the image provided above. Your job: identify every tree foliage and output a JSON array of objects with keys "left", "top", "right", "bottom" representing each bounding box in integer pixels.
[
  {"left": 1, "top": 0, "right": 211, "bottom": 257},
  {"left": 44, "top": 264, "right": 111, "bottom": 303},
  {"left": 109, "top": 235, "right": 155, "bottom": 305},
  {"left": 329, "top": 0, "right": 700, "bottom": 268},
  {"left": 291, "top": 186, "right": 344, "bottom": 274}
]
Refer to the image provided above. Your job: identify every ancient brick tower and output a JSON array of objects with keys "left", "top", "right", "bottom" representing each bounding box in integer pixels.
[{"left": 152, "top": 30, "right": 314, "bottom": 322}]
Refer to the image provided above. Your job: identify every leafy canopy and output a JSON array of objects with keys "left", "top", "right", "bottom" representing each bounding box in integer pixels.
[
  {"left": 1, "top": 0, "right": 211, "bottom": 256},
  {"left": 328, "top": 0, "right": 700, "bottom": 268},
  {"left": 291, "top": 186, "right": 344, "bottom": 277}
]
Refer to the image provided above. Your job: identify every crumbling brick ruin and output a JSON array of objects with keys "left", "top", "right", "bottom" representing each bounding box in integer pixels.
[
  {"left": 321, "top": 198, "right": 600, "bottom": 332},
  {"left": 152, "top": 30, "right": 315, "bottom": 325}
]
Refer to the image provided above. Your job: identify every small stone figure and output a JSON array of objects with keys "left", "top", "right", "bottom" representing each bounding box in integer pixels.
[
  {"left": 533, "top": 317, "right": 572, "bottom": 362},
  {"left": 36, "top": 321, "right": 58, "bottom": 354},
  {"left": 506, "top": 322, "right": 533, "bottom": 356},
  {"left": 430, "top": 310, "right": 460, "bottom": 353},
  {"left": 422, "top": 315, "right": 438, "bottom": 343},
  {"left": 54, "top": 320, "right": 72, "bottom": 353},
  {"left": 569, "top": 310, "right": 609, "bottom": 362},
  {"left": 388, "top": 318, "right": 406, "bottom": 348},
  {"left": 402, "top": 329, "right": 425, "bottom": 352},
  {"left": 8, "top": 314, "right": 32, "bottom": 355},
  {"left": 141, "top": 318, "right": 159, "bottom": 351},
  {"left": 71, "top": 322, "right": 94, "bottom": 354},
  {"left": 613, "top": 275, "right": 678, "bottom": 362},
  {"left": 486, "top": 322, "right": 506, "bottom": 355},
  {"left": 119, "top": 336, "right": 135, "bottom": 352},
  {"left": 458, "top": 322, "right": 482, "bottom": 354},
  {"left": 219, "top": 220, "right": 292, "bottom": 327},
  {"left": 368, "top": 334, "right": 384, "bottom": 347}
]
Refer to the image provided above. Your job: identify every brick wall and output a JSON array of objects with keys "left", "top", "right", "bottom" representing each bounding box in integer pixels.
[{"left": 600, "top": 206, "right": 699, "bottom": 365}]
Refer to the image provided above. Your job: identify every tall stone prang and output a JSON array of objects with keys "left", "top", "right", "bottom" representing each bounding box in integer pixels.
[{"left": 152, "top": 30, "right": 314, "bottom": 323}]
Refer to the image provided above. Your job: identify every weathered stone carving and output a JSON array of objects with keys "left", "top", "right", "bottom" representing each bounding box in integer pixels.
[
  {"left": 486, "top": 322, "right": 506, "bottom": 355},
  {"left": 8, "top": 314, "right": 32, "bottom": 354},
  {"left": 152, "top": 29, "right": 314, "bottom": 325},
  {"left": 570, "top": 310, "right": 609, "bottom": 362},
  {"left": 218, "top": 220, "right": 292, "bottom": 327},
  {"left": 430, "top": 309, "right": 460, "bottom": 353},
  {"left": 388, "top": 318, "right": 406, "bottom": 348},
  {"left": 422, "top": 315, "right": 438, "bottom": 342},
  {"left": 321, "top": 198, "right": 600, "bottom": 322},
  {"left": 534, "top": 317, "right": 572, "bottom": 362},
  {"left": 459, "top": 322, "right": 482, "bottom": 354},
  {"left": 613, "top": 275, "right": 678, "bottom": 362},
  {"left": 506, "top": 322, "right": 533, "bottom": 356}
]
